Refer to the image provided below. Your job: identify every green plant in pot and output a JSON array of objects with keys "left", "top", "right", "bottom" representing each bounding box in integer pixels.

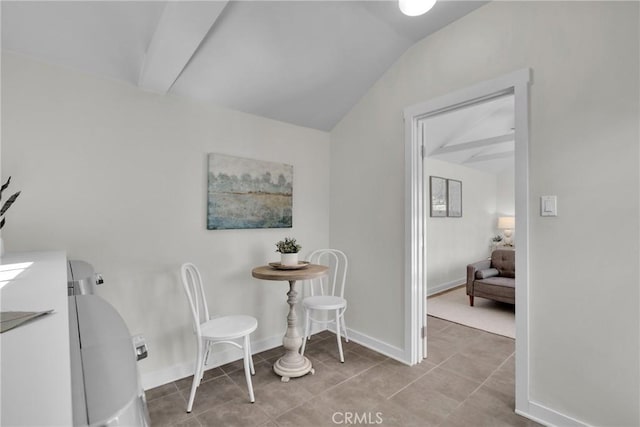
[
  {"left": 491, "top": 235, "right": 503, "bottom": 251},
  {"left": 275, "top": 237, "right": 302, "bottom": 266}
]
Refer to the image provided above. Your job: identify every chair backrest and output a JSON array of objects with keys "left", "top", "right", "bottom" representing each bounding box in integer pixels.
[
  {"left": 180, "top": 263, "right": 210, "bottom": 336},
  {"left": 307, "top": 249, "right": 348, "bottom": 298},
  {"left": 491, "top": 249, "right": 515, "bottom": 278}
]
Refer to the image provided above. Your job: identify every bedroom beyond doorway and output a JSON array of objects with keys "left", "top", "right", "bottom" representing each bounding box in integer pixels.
[{"left": 427, "top": 285, "right": 515, "bottom": 339}]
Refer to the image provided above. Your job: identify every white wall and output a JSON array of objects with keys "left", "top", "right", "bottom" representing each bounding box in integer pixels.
[
  {"left": 496, "top": 164, "right": 515, "bottom": 217},
  {"left": 425, "top": 159, "right": 497, "bottom": 295},
  {"left": 495, "top": 164, "right": 515, "bottom": 243},
  {"left": 330, "top": 2, "right": 638, "bottom": 426},
  {"left": 1, "top": 52, "right": 331, "bottom": 388}
]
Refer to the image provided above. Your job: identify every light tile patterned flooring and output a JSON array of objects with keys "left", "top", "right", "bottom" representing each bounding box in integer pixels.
[{"left": 147, "top": 316, "right": 540, "bottom": 426}]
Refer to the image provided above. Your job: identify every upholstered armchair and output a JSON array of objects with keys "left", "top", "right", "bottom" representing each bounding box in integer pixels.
[{"left": 466, "top": 249, "right": 515, "bottom": 306}]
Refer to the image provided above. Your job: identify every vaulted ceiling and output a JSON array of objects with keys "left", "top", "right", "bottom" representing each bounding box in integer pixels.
[
  {"left": 3, "top": 1, "right": 513, "bottom": 173},
  {"left": 2, "top": 0, "right": 488, "bottom": 132}
]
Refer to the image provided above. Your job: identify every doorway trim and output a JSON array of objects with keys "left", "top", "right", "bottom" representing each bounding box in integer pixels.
[{"left": 403, "top": 68, "right": 531, "bottom": 414}]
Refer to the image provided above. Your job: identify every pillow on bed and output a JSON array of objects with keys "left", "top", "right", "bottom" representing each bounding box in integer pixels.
[{"left": 476, "top": 268, "right": 500, "bottom": 279}]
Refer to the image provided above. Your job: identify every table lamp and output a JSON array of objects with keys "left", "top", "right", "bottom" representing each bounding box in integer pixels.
[{"left": 498, "top": 216, "right": 515, "bottom": 246}]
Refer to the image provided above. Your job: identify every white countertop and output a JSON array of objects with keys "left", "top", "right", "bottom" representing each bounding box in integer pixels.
[{"left": 0, "top": 251, "right": 73, "bottom": 426}]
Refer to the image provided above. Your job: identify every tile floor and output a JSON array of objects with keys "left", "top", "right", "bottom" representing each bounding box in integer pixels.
[{"left": 147, "top": 316, "right": 540, "bottom": 426}]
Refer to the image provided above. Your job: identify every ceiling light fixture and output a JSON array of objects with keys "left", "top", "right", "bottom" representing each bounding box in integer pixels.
[{"left": 399, "top": 0, "right": 437, "bottom": 17}]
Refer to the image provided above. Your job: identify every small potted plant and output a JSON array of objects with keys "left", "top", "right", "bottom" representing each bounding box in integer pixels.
[
  {"left": 275, "top": 237, "right": 302, "bottom": 266},
  {"left": 491, "top": 235, "right": 503, "bottom": 251}
]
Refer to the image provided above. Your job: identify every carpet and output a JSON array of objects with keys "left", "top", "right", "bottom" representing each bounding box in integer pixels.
[{"left": 427, "top": 285, "right": 515, "bottom": 339}]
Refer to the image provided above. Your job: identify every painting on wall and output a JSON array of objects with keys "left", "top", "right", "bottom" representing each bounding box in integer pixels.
[
  {"left": 207, "top": 153, "right": 293, "bottom": 230},
  {"left": 430, "top": 176, "right": 447, "bottom": 217},
  {"left": 447, "top": 179, "right": 462, "bottom": 217}
]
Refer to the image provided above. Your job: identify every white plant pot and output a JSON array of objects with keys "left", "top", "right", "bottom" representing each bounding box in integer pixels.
[{"left": 280, "top": 253, "right": 298, "bottom": 266}]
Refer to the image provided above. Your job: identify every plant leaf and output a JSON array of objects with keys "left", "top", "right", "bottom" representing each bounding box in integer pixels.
[
  {"left": 0, "top": 191, "right": 20, "bottom": 216},
  {"left": 0, "top": 217, "right": 4, "bottom": 230},
  {"left": 0, "top": 176, "right": 11, "bottom": 201}
]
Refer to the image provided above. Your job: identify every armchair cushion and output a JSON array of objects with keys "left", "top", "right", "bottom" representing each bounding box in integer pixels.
[
  {"left": 491, "top": 249, "right": 515, "bottom": 278},
  {"left": 476, "top": 268, "right": 500, "bottom": 279},
  {"left": 467, "top": 249, "right": 515, "bottom": 306}
]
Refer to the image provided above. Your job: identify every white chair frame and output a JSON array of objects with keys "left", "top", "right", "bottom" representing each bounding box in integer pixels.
[
  {"left": 180, "top": 263, "right": 257, "bottom": 413},
  {"left": 300, "top": 249, "right": 349, "bottom": 362}
]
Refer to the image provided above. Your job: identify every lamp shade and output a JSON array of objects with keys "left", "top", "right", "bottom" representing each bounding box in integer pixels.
[
  {"left": 399, "top": 0, "right": 437, "bottom": 17},
  {"left": 497, "top": 216, "right": 515, "bottom": 230}
]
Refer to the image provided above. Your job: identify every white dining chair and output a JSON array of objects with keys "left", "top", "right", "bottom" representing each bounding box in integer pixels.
[
  {"left": 300, "top": 249, "right": 349, "bottom": 362},
  {"left": 180, "top": 263, "right": 257, "bottom": 413}
]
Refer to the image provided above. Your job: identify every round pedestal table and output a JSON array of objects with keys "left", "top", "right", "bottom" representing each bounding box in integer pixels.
[{"left": 251, "top": 264, "right": 328, "bottom": 382}]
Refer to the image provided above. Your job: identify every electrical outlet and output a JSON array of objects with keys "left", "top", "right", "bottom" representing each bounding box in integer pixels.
[{"left": 132, "top": 334, "right": 148, "bottom": 361}]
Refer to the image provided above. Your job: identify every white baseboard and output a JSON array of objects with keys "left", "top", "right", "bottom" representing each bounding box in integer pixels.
[
  {"left": 143, "top": 327, "right": 406, "bottom": 390},
  {"left": 141, "top": 334, "right": 282, "bottom": 390},
  {"left": 427, "top": 278, "right": 465, "bottom": 297},
  {"left": 141, "top": 323, "right": 328, "bottom": 390},
  {"left": 326, "top": 324, "right": 406, "bottom": 363},
  {"left": 516, "top": 400, "right": 591, "bottom": 427}
]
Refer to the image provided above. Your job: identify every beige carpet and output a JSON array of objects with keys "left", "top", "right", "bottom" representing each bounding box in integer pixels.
[{"left": 427, "top": 285, "right": 515, "bottom": 339}]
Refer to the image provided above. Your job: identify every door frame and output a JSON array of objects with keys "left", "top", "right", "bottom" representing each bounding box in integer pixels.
[{"left": 403, "top": 68, "right": 531, "bottom": 413}]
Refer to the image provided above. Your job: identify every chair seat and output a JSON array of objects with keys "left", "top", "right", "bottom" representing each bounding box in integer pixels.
[
  {"left": 303, "top": 295, "right": 346, "bottom": 310},
  {"left": 201, "top": 315, "right": 258, "bottom": 341}
]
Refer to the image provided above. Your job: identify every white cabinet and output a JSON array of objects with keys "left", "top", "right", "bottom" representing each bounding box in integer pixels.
[{"left": 0, "top": 251, "right": 73, "bottom": 426}]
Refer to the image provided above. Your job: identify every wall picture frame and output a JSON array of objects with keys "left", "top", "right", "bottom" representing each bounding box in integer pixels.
[
  {"left": 447, "top": 179, "right": 462, "bottom": 217},
  {"left": 430, "top": 176, "right": 447, "bottom": 217},
  {"left": 207, "top": 153, "right": 293, "bottom": 230}
]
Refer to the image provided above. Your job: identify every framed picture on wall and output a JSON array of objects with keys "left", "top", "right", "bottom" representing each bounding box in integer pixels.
[
  {"left": 207, "top": 153, "right": 293, "bottom": 229},
  {"left": 430, "top": 176, "right": 447, "bottom": 217},
  {"left": 447, "top": 179, "right": 462, "bottom": 217}
]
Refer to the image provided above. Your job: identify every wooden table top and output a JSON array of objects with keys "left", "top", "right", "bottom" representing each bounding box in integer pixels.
[{"left": 252, "top": 264, "right": 328, "bottom": 281}]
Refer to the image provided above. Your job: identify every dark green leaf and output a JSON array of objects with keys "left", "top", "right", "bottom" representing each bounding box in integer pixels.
[
  {"left": 0, "top": 176, "right": 11, "bottom": 201},
  {"left": 0, "top": 191, "right": 20, "bottom": 216}
]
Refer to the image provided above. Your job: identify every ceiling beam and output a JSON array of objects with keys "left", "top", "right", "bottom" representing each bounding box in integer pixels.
[
  {"left": 138, "top": 1, "right": 228, "bottom": 94},
  {"left": 463, "top": 151, "right": 514, "bottom": 164},
  {"left": 430, "top": 97, "right": 512, "bottom": 153},
  {"left": 431, "top": 132, "right": 514, "bottom": 156}
]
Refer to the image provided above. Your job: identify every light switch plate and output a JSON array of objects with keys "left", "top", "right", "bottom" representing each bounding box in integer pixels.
[{"left": 540, "top": 195, "right": 557, "bottom": 216}]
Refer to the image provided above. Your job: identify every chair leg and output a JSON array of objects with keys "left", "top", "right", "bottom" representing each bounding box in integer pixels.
[
  {"left": 243, "top": 335, "right": 255, "bottom": 403},
  {"left": 469, "top": 295, "right": 474, "bottom": 306},
  {"left": 340, "top": 311, "right": 349, "bottom": 342},
  {"left": 201, "top": 341, "right": 212, "bottom": 381},
  {"left": 186, "top": 340, "right": 205, "bottom": 413},
  {"left": 335, "top": 309, "right": 344, "bottom": 363},
  {"left": 301, "top": 309, "right": 310, "bottom": 356},
  {"left": 247, "top": 338, "right": 255, "bottom": 375}
]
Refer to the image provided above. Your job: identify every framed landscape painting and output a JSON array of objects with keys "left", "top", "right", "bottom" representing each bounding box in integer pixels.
[
  {"left": 430, "top": 176, "right": 447, "bottom": 217},
  {"left": 447, "top": 179, "right": 462, "bottom": 217},
  {"left": 207, "top": 153, "right": 293, "bottom": 229}
]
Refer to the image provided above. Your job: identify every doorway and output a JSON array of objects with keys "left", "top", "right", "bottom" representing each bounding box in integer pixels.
[
  {"left": 421, "top": 93, "right": 516, "bottom": 338},
  {"left": 403, "top": 69, "right": 531, "bottom": 413}
]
